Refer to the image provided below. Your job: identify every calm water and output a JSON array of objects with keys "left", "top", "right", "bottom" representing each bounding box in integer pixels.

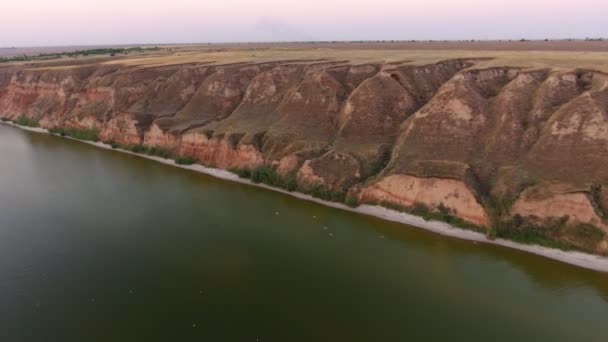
[{"left": 1, "top": 124, "right": 607, "bottom": 341}]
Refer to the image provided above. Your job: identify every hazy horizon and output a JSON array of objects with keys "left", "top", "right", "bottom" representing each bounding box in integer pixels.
[{"left": 2, "top": 0, "right": 608, "bottom": 47}]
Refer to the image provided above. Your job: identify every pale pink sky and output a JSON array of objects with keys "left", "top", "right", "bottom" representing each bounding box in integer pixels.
[{"left": 2, "top": 0, "right": 607, "bottom": 46}]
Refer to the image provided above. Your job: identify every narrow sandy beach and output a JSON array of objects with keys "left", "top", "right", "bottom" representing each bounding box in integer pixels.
[{"left": 4, "top": 121, "right": 608, "bottom": 273}]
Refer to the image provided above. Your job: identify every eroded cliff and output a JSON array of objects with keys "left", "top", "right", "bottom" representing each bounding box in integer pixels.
[{"left": 2, "top": 55, "right": 607, "bottom": 254}]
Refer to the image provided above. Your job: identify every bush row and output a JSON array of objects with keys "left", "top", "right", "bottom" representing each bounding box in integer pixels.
[
  {"left": 229, "top": 166, "right": 352, "bottom": 204},
  {"left": 102, "top": 141, "right": 198, "bottom": 166},
  {"left": 230, "top": 166, "right": 298, "bottom": 192},
  {"left": 376, "top": 201, "right": 484, "bottom": 233},
  {"left": 49, "top": 127, "right": 99, "bottom": 141},
  {"left": 15, "top": 116, "right": 40, "bottom": 127},
  {"left": 175, "top": 156, "right": 197, "bottom": 165},
  {"left": 126, "top": 144, "right": 173, "bottom": 159},
  {"left": 495, "top": 215, "right": 606, "bottom": 253}
]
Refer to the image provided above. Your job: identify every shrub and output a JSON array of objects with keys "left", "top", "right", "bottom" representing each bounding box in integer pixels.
[
  {"left": 345, "top": 197, "right": 359, "bottom": 208},
  {"left": 147, "top": 146, "right": 173, "bottom": 159},
  {"left": 381, "top": 200, "right": 483, "bottom": 233},
  {"left": 124, "top": 144, "right": 173, "bottom": 158},
  {"left": 494, "top": 215, "right": 607, "bottom": 253},
  {"left": 282, "top": 174, "right": 298, "bottom": 192},
  {"left": 495, "top": 216, "right": 572, "bottom": 250},
  {"left": 251, "top": 166, "right": 280, "bottom": 185},
  {"left": 102, "top": 141, "right": 120, "bottom": 149},
  {"left": 49, "top": 127, "right": 99, "bottom": 141},
  {"left": 230, "top": 166, "right": 298, "bottom": 192},
  {"left": 309, "top": 185, "right": 346, "bottom": 202},
  {"left": 129, "top": 145, "right": 148, "bottom": 154},
  {"left": 175, "top": 156, "right": 197, "bottom": 165},
  {"left": 15, "top": 116, "right": 40, "bottom": 127},
  {"left": 230, "top": 168, "right": 252, "bottom": 179},
  {"left": 0, "top": 117, "right": 9, "bottom": 122}
]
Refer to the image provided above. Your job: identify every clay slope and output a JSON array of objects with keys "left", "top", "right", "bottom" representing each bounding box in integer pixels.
[{"left": 1, "top": 58, "right": 607, "bottom": 254}]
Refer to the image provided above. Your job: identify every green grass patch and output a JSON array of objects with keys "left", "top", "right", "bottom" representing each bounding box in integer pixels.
[
  {"left": 106, "top": 142, "right": 178, "bottom": 158},
  {"left": 15, "top": 116, "right": 40, "bottom": 127},
  {"left": 229, "top": 166, "right": 298, "bottom": 192},
  {"left": 282, "top": 174, "right": 298, "bottom": 192},
  {"left": 229, "top": 168, "right": 252, "bottom": 179},
  {"left": 251, "top": 166, "right": 279, "bottom": 184},
  {"left": 124, "top": 144, "right": 173, "bottom": 159},
  {"left": 231, "top": 166, "right": 346, "bottom": 200},
  {"left": 49, "top": 127, "right": 99, "bottom": 141},
  {"left": 495, "top": 215, "right": 606, "bottom": 253},
  {"left": 102, "top": 140, "right": 120, "bottom": 149},
  {"left": 372, "top": 201, "right": 484, "bottom": 233},
  {"left": 496, "top": 216, "right": 571, "bottom": 250},
  {"left": 308, "top": 184, "right": 346, "bottom": 202},
  {"left": 345, "top": 196, "right": 359, "bottom": 208},
  {"left": 251, "top": 166, "right": 298, "bottom": 191},
  {"left": 175, "top": 156, "right": 197, "bottom": 165}
]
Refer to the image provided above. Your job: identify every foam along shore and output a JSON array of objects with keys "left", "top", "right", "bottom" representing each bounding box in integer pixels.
[{"left": 4, "top": 120, "right": 608, "bottom": 273}]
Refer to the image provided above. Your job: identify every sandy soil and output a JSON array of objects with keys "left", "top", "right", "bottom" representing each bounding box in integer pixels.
[{"left": 4, "top": 121, "right": 608, "bottom": 273}]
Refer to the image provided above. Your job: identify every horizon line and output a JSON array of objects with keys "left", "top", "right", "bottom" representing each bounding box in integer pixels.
[{"left": 2, "top": 37, "right": 607, "bottom": 49}]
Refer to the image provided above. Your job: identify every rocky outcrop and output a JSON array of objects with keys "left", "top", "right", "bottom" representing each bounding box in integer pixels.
[
  {"left": 359, "top": 174, "right": 490, "bottom": 226},
  {"left": 511, "top": 184, "right": 608, "bottom": 232},
  {"left": 1, "top": 57, "right": 607, "bottom": 254}
]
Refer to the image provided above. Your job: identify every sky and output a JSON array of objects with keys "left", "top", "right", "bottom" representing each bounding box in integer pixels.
[{"left": 1, "top": 0, "right": 607, "bottom": 47}]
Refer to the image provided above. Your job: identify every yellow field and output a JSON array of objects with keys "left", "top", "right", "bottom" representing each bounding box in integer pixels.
[
  {"left": 102, "top": 48, "right": 608, "bottom": 73},
  {"left": 7, "top": 41, "right": 608, "bottom": 73}
]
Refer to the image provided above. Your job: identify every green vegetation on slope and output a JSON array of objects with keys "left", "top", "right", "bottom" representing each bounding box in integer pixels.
[
  {"left": 103, "top": 142, "right": 198, "bottom": 165},
  {"left": 229, "top": 166, "right": 349, "bottom": 201},
  {"left": 230, "top": 166, "right": 298, "bottom": 192},
  {"left": 175, "top": 156, "right": 197, "bottom": 165},
  {"left": 15, "top": 116, "right": 40, "bottom": 127},
  {"left": 49, "top": 127, "right": 99, "bottom": 141},
  {"left": 126, "top": 144, "right": 173, "bottom": 159},
  {"left": 307, "top": 184, "right": 346, "bottom": 203},
  {"left": 377, "top": 201, "right": 485, "bottom": 233},
  {"left": 496, "top": 215, "right": 607, "bottom": 254}
]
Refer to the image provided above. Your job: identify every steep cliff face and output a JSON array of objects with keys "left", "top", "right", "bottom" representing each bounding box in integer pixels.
[{"left": 1, "top": 58, "right": 607, "bottom": 254}]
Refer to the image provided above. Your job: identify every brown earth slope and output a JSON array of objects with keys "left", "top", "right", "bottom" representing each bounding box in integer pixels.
[{"left": 2, "top": 46, "right": 608, "bottom": 255}]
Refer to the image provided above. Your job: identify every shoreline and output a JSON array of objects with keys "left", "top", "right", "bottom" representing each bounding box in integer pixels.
[{"left": 3, "top": 121, "right": 608, "bottom": 273}]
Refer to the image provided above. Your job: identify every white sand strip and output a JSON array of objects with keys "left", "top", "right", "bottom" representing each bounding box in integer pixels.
[{"left": 4, "top": 120, "right": 608, "bottom": 273}]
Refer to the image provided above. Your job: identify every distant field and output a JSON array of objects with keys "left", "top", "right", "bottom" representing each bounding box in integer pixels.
[
  {"left": 0, "top": 44, "right": 160, "bottom": 58},
  {"left": 5, "top": 40, "right": 608, "bottom": 72},
  {"left": 172, "top": 40, "right": 608, "bottom": 52},
  {"left": 105, "top": 48, "right": 608, "bottom": 73}
]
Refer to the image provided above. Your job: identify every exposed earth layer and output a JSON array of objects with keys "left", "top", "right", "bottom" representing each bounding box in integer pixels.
[{"left": 2, "top": 43, "right": 608, "bottom": 255}]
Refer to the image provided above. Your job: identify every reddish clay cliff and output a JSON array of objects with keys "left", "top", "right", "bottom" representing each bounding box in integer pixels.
[{"left": 1, "top": 54, "right": 607, "bottom": 254}]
